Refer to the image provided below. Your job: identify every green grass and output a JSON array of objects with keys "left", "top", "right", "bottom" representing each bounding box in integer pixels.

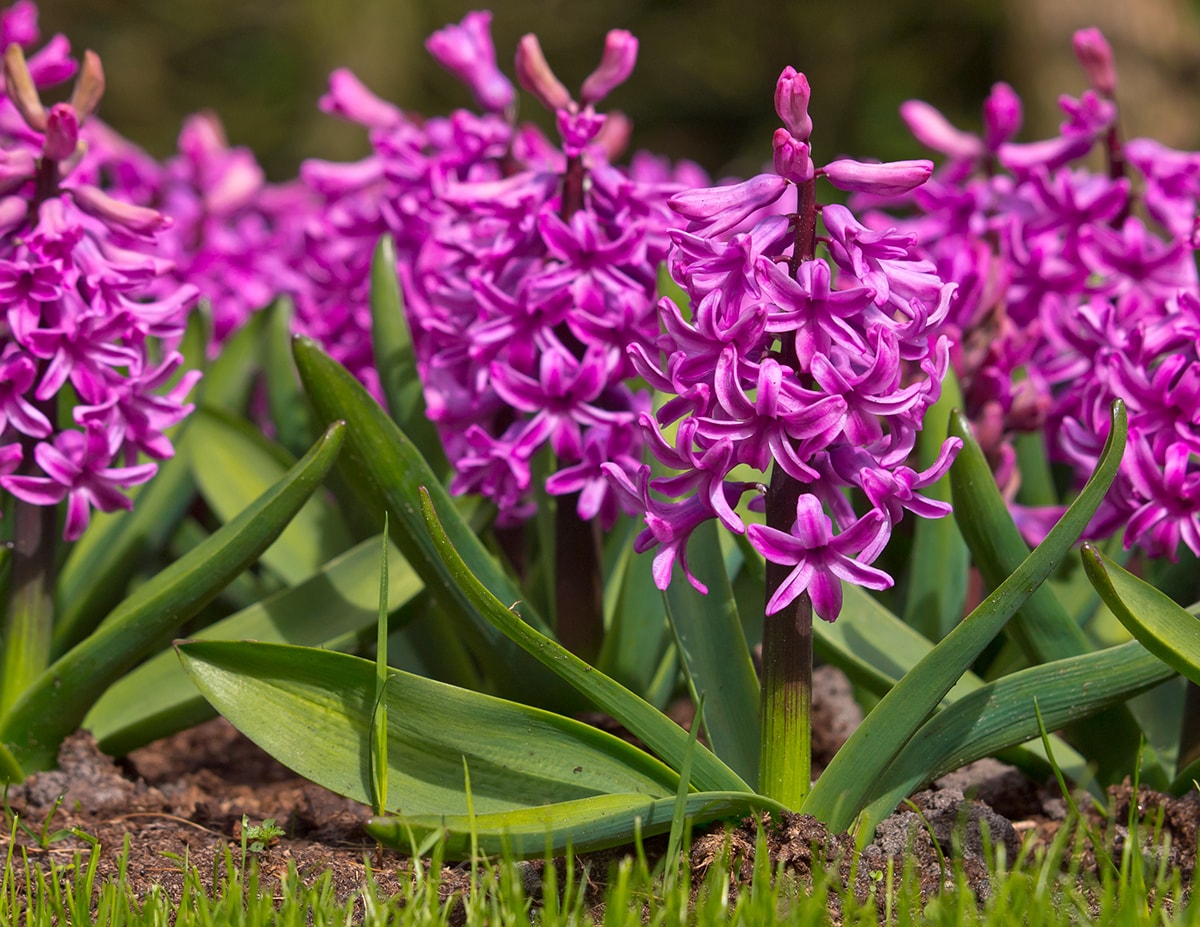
[{"left": 1, "top": 816, "right": 1196, "bottom": 926}]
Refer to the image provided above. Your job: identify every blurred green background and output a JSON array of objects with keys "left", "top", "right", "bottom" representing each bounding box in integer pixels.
[{"left": 33, "top": 0, "right": 1200, "bottom": 181}]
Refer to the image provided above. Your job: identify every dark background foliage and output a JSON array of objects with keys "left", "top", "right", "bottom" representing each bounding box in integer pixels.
[{"left": 33, "top": 0, "right": 1200, "bottom": 180}]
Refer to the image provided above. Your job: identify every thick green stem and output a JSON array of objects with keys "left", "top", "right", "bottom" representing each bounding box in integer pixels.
[
  {"left": 758, "top": 464, "right": 812, "bottom": 808},
  {"left": 1, "top": 496, "right": 56, "bottom": 719},
  {"left": 758, "top": 174, "right": 819, "bottom": 808}
]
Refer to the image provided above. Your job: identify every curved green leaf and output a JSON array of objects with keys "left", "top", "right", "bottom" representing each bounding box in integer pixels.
[
  {"left": 53, "top": 427, "right": 197, "bottom": 657},
  {"left": 369, "top": 235, "right": 446, "bottom": 472},
  {"left": 293, "top": 335, "right": 572, "bottom": 707},
  {"left": 420, "top": 488, "right": 751, "bottom": 795},
  {"left": 663, "top": 519, "right": 759, "bottom": 786},
  {"left": 860, "top": 639, "right": 1174, "bottom": 834},
  {"left": 0, "top": 423, "right": 345, "bottom": 774},
  {"left": 177, "top": 641, "right": 680, "bottom": 815},
  {"left": 1083, "top": 543, "right": 1200, "bottom": 685},
  {"left": 367, "top": 790, "right": 786, "bottom": 860},
  {"left": 949, "top": 408, "right": 1150, "bottom": 785},
  {"left": 189, "top": 408, "right": 351, "bottom": 586},
  {"left": 902, "top": 367, "right": 967, "bottom": 641},
  {"left": 85, "top": 534, "right": 421, "bottom": 756},
  {"left": 0, "top": 739, "right": 21, "bottom": 784},
  {"left": 803, "top": 400, "right": 1127, "bottom": 832},
  {"left": 264, "top": 295, "right": 314, "bottom": 458}
]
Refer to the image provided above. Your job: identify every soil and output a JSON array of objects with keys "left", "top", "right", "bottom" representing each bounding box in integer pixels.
[{"left": 3, "top": 667, "right": 1196, "bottom": 922}]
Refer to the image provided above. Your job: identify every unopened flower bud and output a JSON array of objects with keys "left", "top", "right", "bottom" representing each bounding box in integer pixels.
[
  {"left": 42, "top": 103, "right": 78, "bottom": 161},
  {"left": 669, "top": 173, "right": 788, "bottom": 236},
  {"left": 899, "top": 100, "right": 984, "bottom": 162},
  {"left": 772, "top": 128, "right": 813, "bottom": 183},
  {"left": 4, "top": 42, "right": 44, "bottom": 131},
  {"left": 594, "top": 109, "right": 632, "bottom": 160},
  {"left": 580, "top": 29, "right": 637, "bottom": 104},
  {"left": 68, "top": 49, "right": 104, "bottom": 122},
  {"left": 1, "top": 1, "right": 38, "bottom": 48},
  {"left": 982, "top": 82, "right": 1022, "bottom": 150},
  {"left": 70, "top": 183, "right": 171, "bottom": 234},
  {"left": 515, "top": 33, "right": 572, "bottom": 112},
  {"left": 1073, "top": 27, "right": 1116, "bottom": 97},
  {"left": 319, "top": 69, "right": 402, "bottom": 128},
  {"left": 426, "top": 11, "right": 515, "bottom": 114},
  {"left": 774, "top": 66, "right": 812, "bottom": 141},
  {"left": 821, "top": 158, "right": 932, "bottom": 196}
]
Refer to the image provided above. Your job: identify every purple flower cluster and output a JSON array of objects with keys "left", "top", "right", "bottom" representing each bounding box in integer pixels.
[
  {"left": 873, "top": 28, "right": 1200, "bottom": 560},
  {"left": 605, "top": 68, "right": 961, "bottom": 621},
  {"left": 297, "top": 14, "right": 705, "bottom": 525},
  {"left": 0, "top": 6, "right": 199, "bottom": 540}
]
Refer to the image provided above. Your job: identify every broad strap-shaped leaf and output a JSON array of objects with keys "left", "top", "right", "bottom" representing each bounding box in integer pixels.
[
  {"left": 950, "top": 409, "right": 1154, "bottom": 786},
  {"left": 420, "top": 488, "right": 752, "bottom": 795},
  {"left": 1083, "top": 543, "right": 1200, "bottom": 685},
  {"left": 902, "top": 367, "right": 967, "bottom": 642},
  {"left": 663, "top": 519, "right": 760, "bottom": 786},
  {"left": 53, "top": 429, "right": 197, "bottom": 658},
  {"left": 369, "top": 235, "right": 447, "bottom": 473},
  {"left": 264, "top": 295, "right": 314, "bottom": 458},
  {"left": 0, "top": 738, "right": 20, "bottom": 783},
  {"left": 177, "top": 641, "right": 681, "bottom": 815},
  {"left": 85, "top": 535, "right": 421, "bottom": 756},
  {"left": 189, "top": 408, "right": 351, "bottom": 586},
  {"left": 293, "top": 335, "right": 573, "bottom": 707},
  {"left": 859, "top": 639, "right": 1174, "bottom": 835},
  {"left": 366, "top": 790, "right": 787, "bottom": 860},
  {"left": 803, "top": 400, "right": 1127, "bottom": 832},
  {"left": 0, "top": 423, "right": 346, "bottom": 774}
]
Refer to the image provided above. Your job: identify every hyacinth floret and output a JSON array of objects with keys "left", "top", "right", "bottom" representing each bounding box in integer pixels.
[
  {"left": 0, "top": 17, "right": 198, "bottom": 541},
  {"left": 607, "top": 67, "right": 960, "bottom": 620},
  {"left": 869, "top": 26, "right": 1200, "bottom": 562}
]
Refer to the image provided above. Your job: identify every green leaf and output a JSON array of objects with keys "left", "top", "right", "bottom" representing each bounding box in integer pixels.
[
  {"left": 369, "top": 235, "right": 447, "bottom": 473},
  {"left": 596, "top": 527, "right": 674, "bottom": 708},
  {"left": 949, "top": 408, "right": 1153, "bottom": 785},
  {"left": 264, "top": 296, "right": 314, "bottom": 457},
  {"left": 366, "top": 790, "right": 785, "bottom": 860},
  {"left": 85, "top": 534, "right": 421, "bottom": 756},
  {"left": 902, "top": 366, "right": 967, "bottom": 641},
  {"left": 0, "top": 737, "right": 21, "bottom": 783},
  {"left": 177, "top": 640, "right": 681, "bottom": 815},
  {"left": 53, "top": 427, "right": 197, "bottom": 657},
  {"left": 1082, "top": 543, "right": 1200, "bottom": 685},
  {"left": 195, "top": 309, "right": 266, "bottom": 414},
  {"left": 420, "top": 488, "right": 752, "bottom": 795},
  {"left": 189, "top": 408, "right": 351, "bottom": 586},
  {"left": 293, "top": 335, "right": 571, "bottom": 706},
  {"left": 0, "top": 423, "right": 346, "bottom": 774},
  {"left": 803, "top": 400, "right": 1127, "bottom": 832},
  {"left": 860, "top": 639, "right": 1174, "bottom": 834},
  {"left": 663, "top": 520, "right": 759, "bottom": 786}
]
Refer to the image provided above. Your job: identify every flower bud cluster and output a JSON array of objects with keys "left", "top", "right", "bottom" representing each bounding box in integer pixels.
[
  {"left": 0, "top": 8, "right": 199, "bottom": 540},
  {"left": 605, "top": 69, "right": 960, "bottom": 621},
  {"left": 872, "top": 28, "right": 1200, "bottom": 559}
]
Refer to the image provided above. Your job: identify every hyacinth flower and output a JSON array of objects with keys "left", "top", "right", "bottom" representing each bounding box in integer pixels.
[
  {"left": 869, "top": 28, "right": 1200, "bottom": 565},
  {"left": 0, "top": 21, "right": 200, "bottom": 715},
  {"left": 606, "top": 66, "right": 960, "bottom": 806}
]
